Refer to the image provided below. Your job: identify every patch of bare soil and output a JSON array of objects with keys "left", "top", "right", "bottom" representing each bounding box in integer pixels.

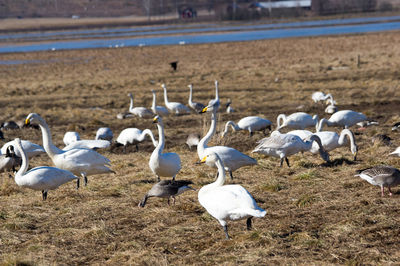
[{"left": 0, "top": 30, "right": 400, "bottom": 264}]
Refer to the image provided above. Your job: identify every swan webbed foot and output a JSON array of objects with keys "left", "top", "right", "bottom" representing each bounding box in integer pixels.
[
  {"left": 42, "top": 190, "right": 48, "bottom": 201},
  {"left": 247, "top": 217, "right": 252, "bottom": 230},
  {"left": 223, "top": 225, "right": 230, "bottom": 239}
]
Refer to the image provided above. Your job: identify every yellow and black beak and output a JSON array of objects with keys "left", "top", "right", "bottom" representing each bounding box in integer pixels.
[
  {"left": 200, "top": 106, "right": 208, "bottom": 113},
  {"left": 153, "top": 117, "right": 158, "bottom": 123},
  {"left": 25, "top": 118, "right": 30, "bottom": 125},
  {"left": 200, "top": 156, "right": 207, "bottom": 163}
]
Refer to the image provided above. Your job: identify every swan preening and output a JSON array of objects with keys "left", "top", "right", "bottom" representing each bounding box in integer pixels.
[
  {"left": 149, "top": 116, "right": 181, "bottom": 181},
  {"left": 138, "top": 180, "right": 194, "bottom": 207},
  {"left": 198, "top": 104, "right": 257, "bottom": 179},
  {"left": 312, "top": 92, "right": 333, "bottom": 103},
  {"left": 128, "top": 92, "right": 153, "bottom": 118},
  {"left": 252, "top": 131, "right": 329, "bottom": 167},
  {"left": 1, "top": 140, "right": 45, "bottom": 158},
  {"left": 287, "top": 128, "right": 358, "bottom": 161},
  {"left": 198, "top": 152, "right": 266, "bottom": 239},
  {"left": 13, "top": 138, "right": 78, "bottom": 200},
  {"left": 25, "top": 113, "right": 114, "bottom": 186},
  {"left": 277, "top": 112, "right": 318, "bottom": 130},
  {"left": 151, "top": 89, "right": 169, "bottom": 116},
  {"left": 162, "top": 84, "right": 191, "bottom": 115},
  {"left": 116, "top": 128, "right": 158, "bottom": 152},
  {"left": 188, "top": 84, "right": 205, "bottom": 113},
  {"left": 355, "top": 166, "right": 400, "bottom": 196},
  {"left": 221, "top": 116, "right": 272, "bottom": 137},
  {"left": 316, "top": 110, "right": 367, "bottom": 132}
]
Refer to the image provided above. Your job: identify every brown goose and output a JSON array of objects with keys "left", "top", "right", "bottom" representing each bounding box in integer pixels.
[
  {"left": 355, "top": 166, "right": 400, "bottom": 196},
  {"left": 138, "top": 180, "right": 195, "bottom": 207}
]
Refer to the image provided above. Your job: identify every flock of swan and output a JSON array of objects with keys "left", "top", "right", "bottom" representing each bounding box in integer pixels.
[{"left": 1, "top": 85, "right": 400, "bottom": 239}]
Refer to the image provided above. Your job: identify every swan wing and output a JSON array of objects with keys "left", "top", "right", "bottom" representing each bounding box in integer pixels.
[{"left": 63, "top": 140, "right": 110, "bottom": 151}]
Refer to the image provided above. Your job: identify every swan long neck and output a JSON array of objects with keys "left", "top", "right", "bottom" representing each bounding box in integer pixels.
[
  {"left": 151, "top": 92, "right": 156, "bottom": 110},
  {"left": 37, "top": 117, "right": 62, "bottom": 158},
  {"left": 141, "top": 129, "right": 158, "bottom": 147},
  {"left": 188, "top": 85, "right": 193, "bottom": 104},
  {"left": 162, "top": 85, "right": 169, "bottom": 105},
  {"left": 308, "top": 135, "right": 327, "bottom": 159},
  {"left": 317, "top": 118, "right": 332, "bottom": 132},
  {"left": 211, "top": 156, "right": 226, "bottom": 187},
  {"left": 214, "top": 81, "right": 219, "bottom": 100},
  {"left": 14, "top": 139, "right": 29, "bottom": 179},
  {"left": 338, "top": 129, "right": 356, "bottom": 150},
  {"left": 129, "top": 93, "right": 134, "bottom": 111},
  {"left": 277, "top": 114, "right": 286, "bottom": 128},
  {"left": 198, "top": 110, "right": 217, "bottom": 158},
  {"left": 155, "top": 122, "right": 165, "bottom": 156},
  {"left": 223, "top": 121, "right": 239, "bottom": 135}
]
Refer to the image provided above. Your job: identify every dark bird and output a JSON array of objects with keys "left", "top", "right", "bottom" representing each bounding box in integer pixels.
[
  {"left": 392, "top": 122, "right": 400, "bottom": 131},
  {"left": 0, "top": 145, "right": 22, "bottom": 177},
  {"left": 355, "top": 165, "right": 400, "bottom": 196},
  {"left": 170, "top": 61, "right": 178, "bottom": 71},
  {"left": 138, "top": 180, "right": 195, "bottom": 207}
]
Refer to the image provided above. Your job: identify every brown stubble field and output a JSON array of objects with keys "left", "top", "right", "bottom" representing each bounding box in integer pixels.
[{"left": 1, "top": 30, "right": 400, "bottom": 265}]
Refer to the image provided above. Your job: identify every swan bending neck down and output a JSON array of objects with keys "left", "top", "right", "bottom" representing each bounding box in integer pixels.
[
  {"left": 198, "top": 105, "right": 257, "bottom": 179},
  {"left": 25, "top": 113, "right": 114, "bottom": 186},
  {"left": 198, "top": 152, "right": 266, "bottom": 239},
  {"left": 149, "top": 116, "right": 181, "bottom": 181},
  {"left": 337, "top": 129, "right": 357, "bottom": 160},
  {"left": 13, "top": 138, "right": 78, "bottom": 200}
]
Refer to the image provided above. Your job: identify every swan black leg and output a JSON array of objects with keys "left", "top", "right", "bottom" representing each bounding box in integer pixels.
[
  {"left": 42, "top": 190, "right": 47, "bottom": 201},
  {"left": 280, "top": 158, "right": 284, "bottom": 167},
  {"left": 76, "top": 178, "right": 80, "bottom": 190},
  {"left": 172, "top": 175, "right": 175, "bottom": 181},
  {"left": 285, "top": 157, "right": 290, "bottom": 167},
  {"left": 81, "top": 173, "right": 88, "bottom": 186},
  {"left": 247, "top": 217, "right": 252, "bottom": 230},
  {"left": 229, "top": 170, "right": 234, "bottom": 180},
  {"left": 135, "top": 144, "right": 139, "bottom": 152},
  {"left": 223, "top": 225, "right": 230, "bottom": 239}
]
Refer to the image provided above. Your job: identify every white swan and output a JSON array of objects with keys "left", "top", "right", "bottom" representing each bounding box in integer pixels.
[
  {"left": 161, "top": 84, "right": 190, "bottom": 115},
  {"left": 25, "top": 113, "right": 114, "bottom": 186},
  {"left": 198, "top": 152, "right": 266, "bottom": 239},
  {"left": 116, "top": 128, "right": 158, "bottom": 152},
  {"left": 207, "top": 80, "right": 220, "bottom": 110},
  {"left": 277, "top": 112, "right": 318, "bottom": 130},
  {"left": 355, "top": 166, "right": 400, "bottom": 197},
  {"left": 389, "top": 147, "right": 400, "bottom": 157},
  {"left": 288, "top": 129, "right": 357, "bottom": 160},
  {"left": 138, "top": 180, "right": 194, "bottom": 207},
  {"left": 198, "top": 104, "right": 257, "bottom": 179},
  {"left": 312, "top": 91, "right": 332, "bottom": 103},
  {"left": 316, "top": 110, "right": 367, "bottom": 132},
  {"left": 226, "top": 98, "right": 234, "bottom": 113},
  {"left": 188, "top": 84, "right": 205, "bottom": 113},
  {"left": 186, "top": 133, "right": 200, "bottom": 150},
  {"left": 128, "top": 92, "right": 153, "bottom": 118},
  {"left": 151, "top": 89, "right": 169, "bottom": 116},
  {"left": 252, "top": 131, "right": 330, "bottom": 167},
  {"left": 63, "top": 139, "right": 110, "bottom": 151},
  {"left": 13, "top": 138, "right": 78, "bottom": 200},
  {"left": 1, "top": 140, "right": 45, "bottom": 158},
  {"left": 325, "top": 104, "right": 338, "bottom": 114},
  {"left": 63, "top": 131, "right": 81, "bottom": 146},
  {"left": 149, "top": 116, "right": 181, "bottom": 181},
  {"left": 95, "top": 127, "right": 113, "bottom": 141},
  {"left": 221, "top": 116, "right": 272, "bottom": 137}
]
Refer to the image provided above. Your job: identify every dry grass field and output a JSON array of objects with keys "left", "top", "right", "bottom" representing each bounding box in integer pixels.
[{"left": 1, "top": 29, "right": 400, "bottom": 265}]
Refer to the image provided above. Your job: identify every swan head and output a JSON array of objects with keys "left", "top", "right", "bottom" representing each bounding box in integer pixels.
[
  {"left": 351, "top": 144, "right": 358, "bottom": 161},
  {"left": 25, "top": 113, "right": 42, "bottom": 126},
  {"left": 153, "top": 115, "right": 162, "bottom": 124},
  {"left": 151, "top": 89, "right": 155, "bottom": 93},
  {"left": 188, "top": 84, "right": 193, "bottom": 89},
  {"left": 161, "top": 84, "right": 166, "bottom": 89},
  {"left": 127, "top": 92, "right": 133, "bottom": 97},
  {"left": 200, "top": 152, "right": 220, "bottom": 165},
  {"left": 5, "top": 144, "right": 15, "bottom": 157}
]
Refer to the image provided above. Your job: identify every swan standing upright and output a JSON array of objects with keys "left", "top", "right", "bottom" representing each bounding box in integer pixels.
[
  {"left": 13, "top": 138, "right": 78, "bottom": 200},
  {"left": 128, "top": 92, "right": 153, "bottom": 118},
  {"left": 221, "top": 116, "right": 272, "bottom": 137},
  {"left": 252, "top": 131, "right": 330, "bottom": 167},
  {"left": 149, "top": 116, "right": 181, "bottom": 181},
  {"left": 162, "top": 84, "right": 190, "bottom": 115},
  {"left": 188, "top": 84, "right": 205, "bottom": 113},
  {"left": 116, "top": 128, "right": 158, "bottom": 152},
  {"left": 198, "top": 104, "right": 257, "bottom": 179},
  {"left": 198, "top": 152, "right": 266, "bottom": 239},
  {"left": 151, "top": 89, "right": 169, "bottom": 116},
  {"left": 25, "top": 113, "right": 114, "bottom": 186},
  {"left": 316, "top": 110, "right": 367, "bottom": 132},
  {"left": 277, "top": 112, "right": 319, "bottom": 130}
]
